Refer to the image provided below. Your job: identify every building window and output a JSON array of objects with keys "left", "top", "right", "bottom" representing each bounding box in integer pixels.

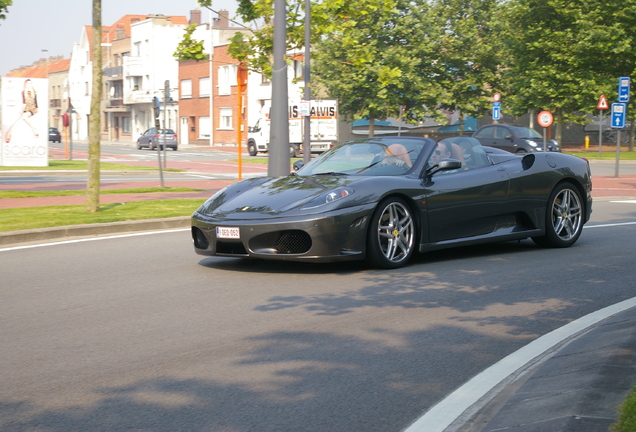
[
  {"left": 134, "top": 41, "right": 141, "bottom": 56},
  {"left": 199, "top": 77, "right": 210, "bottom": 97},
  {"left": 218, "top": 65, "right": 237, "bottom": 96},
  {"left": 181, "top": 79, "right": 192, "bottom": 99},
  {"left": 122, "top": 117, "right": 131, "bottom": 134},
  {"left": 199, "top": 116, "right": 211, "bottom": 138},
  {"left": 261, "top": 74, "right": 271, "bottom": 85},
  {"left": 132, "top": 76, "right": 142, "bottom": 91},
  {"left": 219, "top": 108, "right": 233, "bottom": 129}
]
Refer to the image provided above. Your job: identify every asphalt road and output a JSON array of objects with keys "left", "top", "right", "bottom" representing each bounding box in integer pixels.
[{"left": 1, "top": 199, "right": 635, "bottom": 431}]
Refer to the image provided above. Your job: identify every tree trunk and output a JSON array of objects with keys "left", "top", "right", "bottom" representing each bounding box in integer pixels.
[
  {"left": 369, "top": 116, "right": 375, "bottom": 138},
  {"left": 86, "top": 0, "right": 102, "bottom": 212}
]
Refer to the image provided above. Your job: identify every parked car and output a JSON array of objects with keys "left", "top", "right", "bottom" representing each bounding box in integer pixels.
[
  {"left": 472, "top": 124, "right": 560, "bottom": 153},
  {"left": 137, "top": 128, "right": 178, "bottom": 151},
  {"left": 48, "top": 127, "right": 61, "bottom": 143},
  {"left": 191, "top": 136, "right": 591, "bottom": 269}
]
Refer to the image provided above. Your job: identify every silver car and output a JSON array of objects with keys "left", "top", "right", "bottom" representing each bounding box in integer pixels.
[{"left": 137, "top": 128, "right": 178, "bottom": 151}]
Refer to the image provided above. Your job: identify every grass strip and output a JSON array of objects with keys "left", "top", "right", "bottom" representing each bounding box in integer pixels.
[
  {"left": 612, "top": 381, "right": 636, "bottom": 432},
  {"left": 0, "top": 187, "right": 205, "bottom": 199},
  {"left": 0, "top": 160, "right": 184, "bottom": 171},
  {"left": 565, "top": 151, "right": 636, "bottom": 160},
  {"left": 0, "top": 199, "right": 206, "bottom": 232}
]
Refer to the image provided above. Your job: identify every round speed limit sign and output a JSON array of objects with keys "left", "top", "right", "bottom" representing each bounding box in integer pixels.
[{"left": 537, "top": 111, "right": 553, "bottom": 128}]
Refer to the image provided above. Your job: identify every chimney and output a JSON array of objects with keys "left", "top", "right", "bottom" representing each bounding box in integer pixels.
[
  {"left": 190, "top": 9, "right": 201, "bottom": 25},
  {"left": 214, "top": 9, "right": 229, "bottom": 28},
  {"left": 115, "top": 24, "right": 126, "bottom": 39}
]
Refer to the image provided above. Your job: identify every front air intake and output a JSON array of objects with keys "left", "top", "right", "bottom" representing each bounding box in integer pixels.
[{"left": 275, "top": 230, "right": 312, "bottom": 254}]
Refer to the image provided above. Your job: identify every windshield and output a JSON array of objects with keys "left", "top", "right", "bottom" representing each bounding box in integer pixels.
[
  {"left": 158, "top": 129, "right": 175, "bottom": 134},
  {"left": 297, "top": 138, "right": 429, "bottom": 177},
  {"left": 513, "top": 126, "right": 542, "bottom": 139}
]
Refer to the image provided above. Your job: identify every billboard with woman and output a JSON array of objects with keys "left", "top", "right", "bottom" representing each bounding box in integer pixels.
[{"left": 1, "top": 77, "right": 48, "bottom": 166}]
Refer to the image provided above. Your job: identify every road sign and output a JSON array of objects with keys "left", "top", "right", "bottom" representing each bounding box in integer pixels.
[
  {"left": 537, "top": 111, "right": 553, "bottom": 128},
  {"left": 618, "top": 77, "right": 631, "bottom": 103},
  {"left": 492, "top": 105, "right": 501, "bottom": 120},
  {"left": 611, "top": 103, "right": 626, "bottom": 129},
  {"left": 493, "top": 93, "right": 501, "bottom": 102},
  {"left": 597, "top": 94, "right": 609, "bottom": 110}
]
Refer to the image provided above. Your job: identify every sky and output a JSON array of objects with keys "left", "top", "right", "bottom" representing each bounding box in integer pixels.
[{"left": 0, "top": 0, "right": 238, "bottom": 76}]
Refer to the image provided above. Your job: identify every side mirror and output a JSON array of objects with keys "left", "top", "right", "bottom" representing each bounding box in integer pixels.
[
  {"left": 505, "top": 134, "right": 514, "bottom": 140},
  {"left": 425, "top": 158, "right": 462, "bottom": 176},
  {"left": 292, "top": 160, "right": 304, "bottom": 172}
]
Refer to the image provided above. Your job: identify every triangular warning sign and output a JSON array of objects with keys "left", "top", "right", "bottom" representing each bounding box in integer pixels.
[{"left": 597, "top": 94, "right": 609, "bottom": 110}]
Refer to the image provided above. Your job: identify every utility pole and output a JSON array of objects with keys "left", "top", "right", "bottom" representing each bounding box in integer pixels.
[
  {"left": 268, "top": 0, "right": 290, "bottom": 177},
  {"left": 303, "top": 0, "right": 311, "bottom": 165}
]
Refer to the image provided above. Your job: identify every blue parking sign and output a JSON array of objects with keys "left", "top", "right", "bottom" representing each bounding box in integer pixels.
[
  {"left": 611, "top": 103, "right": 626, "bottom": 129},
  {"left": 618, "top": 77, "right": 631, "bottom": 103},
  {"left": 492, "top": 105, "right": 500, "bottom": 120}
]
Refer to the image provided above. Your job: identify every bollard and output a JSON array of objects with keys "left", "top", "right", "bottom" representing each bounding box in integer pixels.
[{"left": 585, "top": 135, "right": 590, "bottom": 150}]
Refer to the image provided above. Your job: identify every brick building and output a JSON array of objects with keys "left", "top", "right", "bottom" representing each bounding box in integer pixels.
[{"left": 177, "top": 10, "right": 250, "bottom": 147}]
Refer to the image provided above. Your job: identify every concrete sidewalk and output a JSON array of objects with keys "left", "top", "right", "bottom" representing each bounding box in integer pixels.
[{"left": 453, "top": 304, "right": 636, "bottom": 432}]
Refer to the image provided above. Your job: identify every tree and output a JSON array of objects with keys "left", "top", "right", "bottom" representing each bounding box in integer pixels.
[
  {"left": 429, "top": 0, "right": 501, "bottom": 133},
  {"left": 312, "top": 0, "right": 441, "bottom": 135},
  {"left": 176, "top": 0, "right": 392, "bottom": 78},
  {"left": 173, "top": 24, "right": 207, "bottom": 62},
  {"left": 86, "top": 0, "right": 102, "bottom": 212},
  {"left": 498, "top": 0, "right": 636, "bottom": 142},
  {"left": 0, "top": 0, "right": 11, "bottom": 21}
]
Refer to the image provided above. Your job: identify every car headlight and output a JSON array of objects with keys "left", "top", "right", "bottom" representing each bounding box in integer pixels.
[
  {"left": 301, "top": 187, "right": 354, "bottom": 210},
  {"left": 526, "top": 139, "right": 538, "bottom": 147}
]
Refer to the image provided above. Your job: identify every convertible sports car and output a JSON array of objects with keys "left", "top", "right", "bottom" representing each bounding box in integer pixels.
[{"left": 191, "top": 136, "right": 592, "bottom": 269}]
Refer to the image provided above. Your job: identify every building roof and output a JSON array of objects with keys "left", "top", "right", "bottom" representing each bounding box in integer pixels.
[{"left": 5, "top": 56, "right": 70, "bottom": 78}]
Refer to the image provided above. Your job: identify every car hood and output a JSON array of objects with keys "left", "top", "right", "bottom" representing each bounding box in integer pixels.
[{"left": 199, "top": 175, "right": 367, "bottom": 220}]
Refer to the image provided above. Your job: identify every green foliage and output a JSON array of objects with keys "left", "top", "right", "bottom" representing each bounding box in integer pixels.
[
  {"left": 499, "top": 0, "right": 636, "bottom": 117},
  {"left": 612, "top": 381, "right": 636, "bottom": 432},
  {"left": 174, "top": 24, "right": 207, "bottom": 62},
  {"left": 313, "top": 0, "right": 439, "bottom": 124},
  {"left": 429, "top": 0, "right": 501, "bottom": 121},
  {"left": 0, "top": 0, "right": 11, "bottom": 20}
]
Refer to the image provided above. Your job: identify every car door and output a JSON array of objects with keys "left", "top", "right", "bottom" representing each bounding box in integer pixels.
[
  {"left": 139, "top": 128, "right": 154, "bottom": 146},
  {"left": 424, "top": 165, "right": 510, "bottom": 243}
]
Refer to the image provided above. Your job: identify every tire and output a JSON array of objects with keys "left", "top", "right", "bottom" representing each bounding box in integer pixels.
[
  {"left": 366, "top": 197, "right": 417, "bottom": 269},
  {"left": 137, "top": 141, "right": 143, "bottom": 150},
  {"left": 516, "top": 149, "right": 528, "bottom": 154},
  {"left": 532, "top": 182, "right": 584, "bottom": 248},
  {"left": 247, "top": 140, "right": 257, "bottom": 156},
  {"left": 289, "top": 144, "right": 297, "bottom": 158}
]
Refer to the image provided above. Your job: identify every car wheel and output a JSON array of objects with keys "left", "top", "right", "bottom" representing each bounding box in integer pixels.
[
  {"left": 532, "top": 182, "right": 584, "bottom": 248},
  {"left": 516, "top": 149, "right": 527, "bottom": 154},
  {"left": 366, "top": 197, "right": 416, "bottom": 269},
  {"left": 137, "top": 141, "right": 143, "bottom": 150},
  {"left": 289, "top": 144, "right": 297, "bottom": 158},
  {"left": 247, "top": 140, "right": 257, "bottom": 156}
]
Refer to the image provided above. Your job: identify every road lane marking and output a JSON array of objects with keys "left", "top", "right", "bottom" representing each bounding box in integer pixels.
[
  {"left": 0, "top": 229, "right": 189, "bottom": 252},
  {"left": 584, "top": 221, "right": 636, "bottom": 228}
]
